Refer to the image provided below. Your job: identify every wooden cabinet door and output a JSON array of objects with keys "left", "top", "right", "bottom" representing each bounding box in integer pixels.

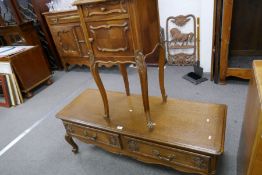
[
  {"left": 86, "top": 19, "right": 134, "bottom": 59},
  {"left": 51, "top": 25, "right": 83, "bottom": 58}
]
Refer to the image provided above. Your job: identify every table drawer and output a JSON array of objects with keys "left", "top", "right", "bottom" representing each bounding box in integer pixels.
[
  {"left": 46, "top": 12, "right": 80, "bottom": 25},
  {"left": 64, "top": 122, "right": 121, "bottom": 148},
  {"left": 83, "top": 0, "right": 128, "bottom": 19},
  {"left": 122, "top": 136, "right": 210, "bottom": 171}
]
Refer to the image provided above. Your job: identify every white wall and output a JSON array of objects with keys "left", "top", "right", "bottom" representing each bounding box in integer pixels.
[{"left": 158, "top": 0, "right": 214, "bottom": 72}]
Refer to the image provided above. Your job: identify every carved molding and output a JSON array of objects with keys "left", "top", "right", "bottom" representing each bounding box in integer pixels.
[
  {"left": 109, "top": 136, "right": 119, "bottom": 146},
  {"left": 64, "top": 124, "right": 74, "bottom": 133},
  {"left": 135, "top": 51, "right": 146, "bottom": 74},
  {"left": 57, "top": 28, "right": 81, "bottom": 56},
  {"left": 90, "top": 22, "right": 129, "bottom": 53},
  {"left": 128, "top": 140, "right": 139, "bottom": 152},
  {"left": 171, "top": 15, "right": 191, "bottom": 27},
  {"left": 166, "top": 14, "right": 197, "bottom": 65},
  {"left": 192, "top": 157, "right": 208, "bottom": 169},
  {"left": 168, "top": 53, "right": 195, "bottom": 66},
  {"left": 86, "top": 0, "right": 127, "bottom": 17}
]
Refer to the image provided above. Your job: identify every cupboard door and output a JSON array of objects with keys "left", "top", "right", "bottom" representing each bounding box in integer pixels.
[
  {"left": 87, "top": 19, "right": 134, "bottom": 58},
  {"left": 51, "top": 25, "right": 82, "bottom": 58}
]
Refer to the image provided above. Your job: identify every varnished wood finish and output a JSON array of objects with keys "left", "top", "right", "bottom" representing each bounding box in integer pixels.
[
  {"left": 220, "top": 0, "right": 234, "bottom": 83},
  {"left": 0, "top": 21, "right": 41, "bottom": 46},
  {"left": 74, "top": 0, "right": 167, "bottom": 128},
  {"left": 230, "top": 0, "right": 262, "bottom": 56},
  {"left": 44, "top": 10, "right": 130, "bottom": 96},
  {"left": 57, "top": 89, "right": 227, "bottom": 175},
  {"left": 1, "top": 46, "right": 52, "bottom": 95},
  {"left": 226, "top": 68, "right": 252, "bottom": 80},
  {"left": 219, "top": 0, "right": 262, "bottom": 83},
  {"left": 44, "top": 10, "right": 89, "bottom": 70},
  {"left": 237, "top": 61, "right": 262, "bottom": 175},
  {"left": 118, "top": 64, "right": 130, "bottom": 96}
]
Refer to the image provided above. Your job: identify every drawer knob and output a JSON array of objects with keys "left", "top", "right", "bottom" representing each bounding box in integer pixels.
[
  {"left": 100, "top": 7, "right": 106, "bottom": 12},
  {"left": 89, "top": 38, "right": 94, "bottom": 43},
  {"left": 152, "top": 149, "right": 175, "bottom": 162}
]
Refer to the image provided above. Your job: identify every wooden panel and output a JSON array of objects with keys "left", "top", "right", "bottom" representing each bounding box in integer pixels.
[
  {"left": 83, "top": 0, "right": 128, "bottom": 19},
  {"left": 122, "top": 136, "right": 210, "bottom": 173},
  {"left": 8, "top": 46, "right": 51, "bottom": 92},
  {"left": 44, "top": 11, "right": 90, "bottom": 69},
  {"left": 87, "top": 19, "right": 134, "bottom": 58},
  {"left": 252, "top": 159, "right": 262, "bottom": 175},
  {"left": 45, "top": 11, "right": 80, "bottom": 25},
  {"left": 226, "top": 68, "right": 252, "bottom": 80},
  {"left": 230, "top": 0, "right": 262, "bottom": 56},
  {"left": 50, "top": 25, "right": 82, "bottom": 58},
  {"left": 135, "top": 0, "right": 160, "bottom": 64},
  {"left": 237, "top": 61, "right": 262, "bottom": 175},
  {"left": 219, "top": 0, "right": 234, "bottom": 83},
  {"left": 64, "top": 122, "right": 121, "bottom": 148}
]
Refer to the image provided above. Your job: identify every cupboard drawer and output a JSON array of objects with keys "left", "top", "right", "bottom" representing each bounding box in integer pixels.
[
  {"left": 46, "top": 12, "right": 80, "bottom": 25},
  {"left": 83, "top": 0, "right": 128, "bottom": 19},
  {"left": 64, "top": 122, "right": 121, "bottom": 148},
  {"left": 122, "top": 136, "right": 210, "bottom": 172}
]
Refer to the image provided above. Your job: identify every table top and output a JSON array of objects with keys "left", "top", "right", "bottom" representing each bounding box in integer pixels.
[
  {"left": 0, "top": 46, "right": 35, "bottom": 61},
  {"left": 57, "top": 89, "right": 227, "bottom": 155}
]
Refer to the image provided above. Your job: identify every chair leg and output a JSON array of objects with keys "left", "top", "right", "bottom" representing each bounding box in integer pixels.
[
  {"left": 118, "top": 64, "right": 130, "bottom": 96},
  {"left": 135, "top": 51, "right": 155, "bottom": 129},
  {"left": 90, "top": 63, "right": 109, "bottom": 118},
  {"left": 159, "top": 45, "right": 167, "bottom": 102}
]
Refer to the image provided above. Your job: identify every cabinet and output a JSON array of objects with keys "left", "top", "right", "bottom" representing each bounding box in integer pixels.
[
  {"left": 56, "top": 89, "right": 227, "bottom": 175},
  {"left": 219, "top": 0, "right": 262, "bottom": 83},
  {"left": 74, "top": 0, "right": 167, "bottom": 128},
  {"left": 237, "top": 60, "right": 262, "bottom": 175},
  {"left": 44, "top": 10, "right": 89, "bottom": 70},
  {"left": 0, "top": 0, "right": 63, "bottom": 70},
  {"left": 0, "top": 46, "right": 52, "bottom": 97}
]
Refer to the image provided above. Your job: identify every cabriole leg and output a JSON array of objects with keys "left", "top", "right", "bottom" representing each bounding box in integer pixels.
[
  {"left": 135, "top": 51, "right": 155, "bottom": 129},
  {"left": 118, "top": 64, "right": 130, "bottom": 96},
  {"left": 65, "top": 133, "right": 78, "bottom": 154}
]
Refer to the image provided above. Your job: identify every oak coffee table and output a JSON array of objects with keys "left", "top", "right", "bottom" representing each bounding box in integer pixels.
[{"left": 57, "top": 89, "right": 227, "bottom": 175}]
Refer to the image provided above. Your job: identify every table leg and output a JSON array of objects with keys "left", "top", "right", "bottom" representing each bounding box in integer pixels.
[
  {"left": 118, "top": 64, "right": 130, "bottom": 96},
  {"left": 135, "top": 51, "right": 155, "bottom": 129},
  {"left": 65, "top": 133, "right": 78, "bottom": 154},
  {"left": 90, "top": 63, "right": 110, "bottom": 118},
  {"left": 159, "top": 45, "right": 167, "bottom": 102}
]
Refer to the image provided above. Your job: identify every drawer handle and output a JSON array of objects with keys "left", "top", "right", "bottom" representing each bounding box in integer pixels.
[
  {"left": 89, "top": 38, "right": 94, "bottom": 43},
  {"left": 83, "top": 130, "right": 97, "bottom": 141},
  {"left": 100, "top": 7, "right": 106, "bottom": 12},
  {"left": 152, "top": 149, "right": 175, "bottom": 162}
]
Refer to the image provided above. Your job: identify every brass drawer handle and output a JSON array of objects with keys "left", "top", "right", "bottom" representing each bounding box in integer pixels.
[
  {"left": 89, "top": 38, "right": 94, "bottom": 43},
  {"left": 83, "top": 130, "right": 97, "bottom": 141},
  {"left": 100, "top": 7, "right": 106, "bottom": 12},
  {"left": 152, "top": 149, "right": 175, "bottom": 162}
]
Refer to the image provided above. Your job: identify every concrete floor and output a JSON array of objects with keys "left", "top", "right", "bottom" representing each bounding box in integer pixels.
[{"left": 0, "top": 66, "right": 249, "bottom": 175}]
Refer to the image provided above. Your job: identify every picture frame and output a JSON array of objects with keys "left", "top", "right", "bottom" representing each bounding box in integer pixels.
[{"left": 0, "top": 74, "right": 11, "bottom": 107}]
